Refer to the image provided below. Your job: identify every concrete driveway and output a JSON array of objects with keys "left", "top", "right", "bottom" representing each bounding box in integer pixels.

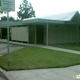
[{"left": 0, "top": 42, "right": 24, "bottom": 56}]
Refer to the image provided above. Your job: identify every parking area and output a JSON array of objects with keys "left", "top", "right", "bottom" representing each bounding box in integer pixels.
[{"left": 0, "top": 42, "right": 24, "bottom": 56}]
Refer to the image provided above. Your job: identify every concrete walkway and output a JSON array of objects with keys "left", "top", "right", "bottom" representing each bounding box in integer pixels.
[
  {"left": 0, "top": 68, "right": 14, "bottom": 80},
  {"left": 35, "top": 45, "right": 80, "bottom": 54},
  {"left": 0, "top": 39, "right": 80, "bottom": 54},
  {"left": 1, "top": 39, "right": 80, "bottom": 54},
  {"left": 0, "top": 65, "right": 80, "bottom": 80},
  {"left": 0, "top": 43, "right": 24, "bottom": 56}
]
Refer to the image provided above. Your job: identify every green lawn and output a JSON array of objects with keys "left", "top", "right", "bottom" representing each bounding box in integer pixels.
[
  {"left": 0, "top": 46, "right": 80, "bottom": 71},
  {"left": 54, "top": 44, "right": 80, "bottom": 51}
]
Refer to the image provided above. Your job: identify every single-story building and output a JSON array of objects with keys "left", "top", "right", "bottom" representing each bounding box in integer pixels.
[{"left": 0, "top": 11, "right": 80, "bottom": 46}]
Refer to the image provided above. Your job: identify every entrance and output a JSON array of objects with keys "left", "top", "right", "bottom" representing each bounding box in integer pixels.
[
  {"left": 2, "top": 28, "right": 7, "bottom": 39},
  {"left": 36, "top": 25, "right": 44, "bottom": 44}
]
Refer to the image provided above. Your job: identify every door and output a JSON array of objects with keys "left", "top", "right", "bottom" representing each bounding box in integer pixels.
[{"left": 37, "top": 25, "right": 44, "bottom": 44}]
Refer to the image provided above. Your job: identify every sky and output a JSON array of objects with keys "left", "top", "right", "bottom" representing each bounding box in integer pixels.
[{"left": 1, "top": 0, "right": 80, "bottom": 19}]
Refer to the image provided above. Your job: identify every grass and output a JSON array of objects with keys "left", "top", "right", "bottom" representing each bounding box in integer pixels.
[
  {"left": 54, "top": 44, "right": 80, "bottom": 51},
  {"left": 0, "top": 46, "right": 80, "bottom": 71}
]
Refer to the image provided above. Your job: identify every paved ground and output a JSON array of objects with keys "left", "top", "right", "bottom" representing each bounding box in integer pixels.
[
  {"left": 0, "top": 39, "right": 80, "bottom": 54},
  {"left": 0, "top": 42, "right": 24, "bottom": 56},
  {"left": 0, "top": 76, "right": 6, "bottom": 80},
  {"left": 34, "top": 45, "right": 80, "bottom": 54},
  {"left": 6, "top": 65, "right": 80, "bottom": 80},
  {"left": 1, "top": 65, "right": 80, "bottom": 80}
]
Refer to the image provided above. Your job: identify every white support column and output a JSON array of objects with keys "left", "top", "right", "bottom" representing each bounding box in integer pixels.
[
  {"left": 46, "top": 23, "right": 49, "bottom": 46},
  {"left": 77, "top": 24, "right": 79, "bottom": 45},
  {"left": 35, "top": 25, "right": 37, "bottom": 44},
  {"left": 16, "top": 26, "right": 17, "bottom": 42},
  {"left": 21, "top": 25, "right": 22, "bottom": 43},
  {"left": 28, "top": 25, "right": 29, "bottom": 44}
]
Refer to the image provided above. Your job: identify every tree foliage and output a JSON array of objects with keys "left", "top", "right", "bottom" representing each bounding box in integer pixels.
[
  {"left": 17, "top": 0, "right": 35, "bottom": 20},
  {"left": 1, "top": 16, "right": 15, "bottom": 21},
  {"left": 0, "top": 0, "right": 1, "bottom": 6},
  {"left": 0, "top": 0, "right": 3, "bottom": 14}
]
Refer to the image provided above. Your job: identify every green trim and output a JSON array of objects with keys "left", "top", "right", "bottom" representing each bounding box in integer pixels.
[{"left": 0, "top": 18, "right": 79, "bottom": 28}]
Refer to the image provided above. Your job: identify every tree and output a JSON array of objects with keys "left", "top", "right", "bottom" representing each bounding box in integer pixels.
[
  {"left": 1, "top": 16, "right": 15, "bottom": 21},
  {"left": 0, "top": 0, "right": 1, "bottom": 6},
  {"left": 0, "top": 0, "right": 3, "bottom": 14},
  {"left": 17, "top": 0, "right": 35, "bottom": 20}
]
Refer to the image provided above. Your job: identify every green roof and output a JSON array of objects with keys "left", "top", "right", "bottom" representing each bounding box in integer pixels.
[
  {"left": 0, "top": 11, "right": 79, "bottom": 28},
  {"left": 41, "top": 11, "right": 78, "bottom": 21}
]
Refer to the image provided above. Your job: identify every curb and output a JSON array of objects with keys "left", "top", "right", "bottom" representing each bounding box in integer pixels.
[{"left": 0, "top": 68, "right": 15, "bottom": 80}]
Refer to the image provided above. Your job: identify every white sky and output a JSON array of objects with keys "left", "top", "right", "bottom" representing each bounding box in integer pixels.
[{"left": 1, "top": 0, "right": 80, "bottom": 19}]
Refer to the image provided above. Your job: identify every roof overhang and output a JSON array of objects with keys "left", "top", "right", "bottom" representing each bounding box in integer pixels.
[{"left": 0, "top": 18, "right": 78, "bottom": 28}]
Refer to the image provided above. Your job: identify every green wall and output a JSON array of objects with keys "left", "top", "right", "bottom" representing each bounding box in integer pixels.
[{"left": 48, "top": 24, "right": 78, "bottom": 45}]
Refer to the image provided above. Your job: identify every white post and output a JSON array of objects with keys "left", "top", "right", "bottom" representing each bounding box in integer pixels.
[
  {"left": 7, "top": 11, "right": 10, "bottom": 66},
  {"left": 21, "top": 25, "right": 22, "bottom": 43},
  {"left": 35, "top": 25, "right": 37, "bottom": 44},
  {"left": 1, "top": 0, "right": 15, "bottom": 66},
  {"left": 46, "top": 23, "right": 49, "bottom": 46},
  {"left": 28, "top": 25, "right": 29, "bottom": 44},
  {"left": 77, "top": 24, "right": 79, "bottom": 45},
  {"left": 16, "top": 26, "right": 18, "bottom": 42}
]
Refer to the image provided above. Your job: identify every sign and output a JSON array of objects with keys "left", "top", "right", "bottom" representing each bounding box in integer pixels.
[
  {"left": 1, "top": 0, "right": 15, "bottom": 66},
  {"left": 1, "top": 0, "right": 15, "bottom": 11}
]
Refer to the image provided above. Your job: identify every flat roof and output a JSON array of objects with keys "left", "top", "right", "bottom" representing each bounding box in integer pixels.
[{"left": 0, "top": 18, "right": 78, "bottom": 28}]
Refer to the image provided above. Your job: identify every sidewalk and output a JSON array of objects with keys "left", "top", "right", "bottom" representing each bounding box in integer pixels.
[
  {"left": 0, "top": 65, "right": 80, "bottom": 80},
  {"left": 0, "top": 39, "right": 80, "bottom": 54},
  {"left": 35, "top": 45, "right": 80, "bottom": 54},
  {"left": 0, "top": 68, "right": 14, "bottom": 80}
]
